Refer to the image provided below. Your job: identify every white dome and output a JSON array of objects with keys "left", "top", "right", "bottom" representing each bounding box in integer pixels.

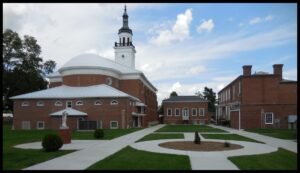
[{"left": 59, "top": 53, "right": 141, "bottom": 74}]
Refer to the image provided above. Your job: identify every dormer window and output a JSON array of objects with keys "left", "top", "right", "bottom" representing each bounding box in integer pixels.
[
  {"left": 110, "top": 100, "right": 118, "bottom": 105},
  {"left": 76, "top": 100, "right": 83, "bottom": 106},
  {"left": 36, "top": 101, "right": 44, "bottom": 107},
  {"left": 94, "top": 100, "right": 102, "bottom": 106},
  {"left": 54, "top": 101, "right": 62, "bottom": 107},
  {"left": 21, "top": 101, "right": 29, "bottom": 107}
]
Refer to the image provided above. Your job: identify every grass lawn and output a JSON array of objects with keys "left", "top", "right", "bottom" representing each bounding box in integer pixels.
[
  {"left": 87, "top": 146, "right": 191, "bottom": 170},
  {"left": 136, "top": 133, "right": 184, "bottom": 142},
  {"left": 245, "top": 128, "right": 297, "bottom": 140},
  {"left": 3, "top": 123, "right": 74, "bottom": 170},
  {"left": 156, "top": 124, "right": 227, "bottom": 132},
  {"left": 228, "top": 148, "right": 297, "bottom": 170},
  {"left": 72, "top": 128, "right": 142, "bottom": 140},
  {"left": 201, "top": 134, "right": 264, "bottom": 143}
]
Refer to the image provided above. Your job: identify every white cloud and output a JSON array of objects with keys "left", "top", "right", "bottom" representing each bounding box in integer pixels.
[
  {"left": 238, "top": 22, "right": 244, "bottom": 27},
  {"left": 186, "top": 65, "right": 206, "bottom": 75},
  {"left": 265, "top": 15, "right": 273, "bottom": 21},
  {"left": 197, "top": 19, "right": 215, "bottom": 33},
  {"left": 283, "top": 68, "right": 297, "bottom": 81},
  {"left": 169, "top": 82, "right": 182, "bottom": 93},
  {"left": 249, "top": 17, "right": 262, "bottom": 25},
  {"left": 150, "top": 8, "right": 193, "bottom": 45}
]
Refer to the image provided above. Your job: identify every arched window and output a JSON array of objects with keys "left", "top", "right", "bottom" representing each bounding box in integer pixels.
[
  {"left": 127, "top": 38, "right": 130, "bottom": 45},
  {"left": 54, "top": 101, "right": 62, "bottom": 107},
  {"left": 110, "top": 100, "right": 118, "bottom": 105},
  {"left": 123, "top": 37, "right": 125, "bottom": 44},
  {"left": 76, "top": 100, "right": 83, "bottom": 106},
  {"left": 36, "top": 101, "right": 44, "bottom": 107},
  {"left": 106, "top": 77, "right": 112, "bottom": 86},
  {"left": 21, "top": 101, "right": 29, "bottom": 107},
  {"left": 94, "top": 100, "right": 102, "bottom": 106}
]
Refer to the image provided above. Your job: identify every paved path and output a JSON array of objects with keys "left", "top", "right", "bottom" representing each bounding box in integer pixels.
[
  {"left": 209, "top": 124, "right": 297, "bottom": 153},
  {"left": 131, "top": 132, "right": 277, "bottom": 170},
  {"left": 24, "top": 124, "right": 165, "bottom": 170}
]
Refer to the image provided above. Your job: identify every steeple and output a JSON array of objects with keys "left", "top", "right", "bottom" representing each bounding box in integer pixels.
[{"left": 118, "top": 5, "right": 132, "bottom": 34}]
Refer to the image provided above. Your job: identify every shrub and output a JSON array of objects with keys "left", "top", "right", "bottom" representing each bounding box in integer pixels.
[
  {"left": 224, "top": 141, "right": 230, "bottom": 147},
  {"left": 94, "top": 129, "right": 104, "bottom": 139},
  {"left": 194, "top": 131, "right": 201, "bottom": 144},
  {"left": 42, "top": 134, "right": 63, "bottom": 152}
]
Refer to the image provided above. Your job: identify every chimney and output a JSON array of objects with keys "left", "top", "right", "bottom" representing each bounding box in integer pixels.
[
  {"left": 242, "top": 65, "right": 252, "bottom": 76},
  {"left": 273, "top": 64, "right": 283, "bottom": 80}
]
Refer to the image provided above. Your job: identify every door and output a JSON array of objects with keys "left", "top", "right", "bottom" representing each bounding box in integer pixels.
[{"left": 182, "top": 108, "right": 189, "bottom": 120}]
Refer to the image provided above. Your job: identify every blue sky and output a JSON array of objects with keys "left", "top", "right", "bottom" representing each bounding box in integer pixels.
[{"left": 3, "top": 3, "right": 297, "bottom": 105}]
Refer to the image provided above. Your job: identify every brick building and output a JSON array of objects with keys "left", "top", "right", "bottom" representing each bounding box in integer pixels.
[
  {"left": 163, "top": 96, "right": 212, "bottom": 124},
  {"left": 217, "top": 64, "right": 297, "bottom": 129},
  {"left": 10, "top": 6, "right": 158, "bottom": 130}
]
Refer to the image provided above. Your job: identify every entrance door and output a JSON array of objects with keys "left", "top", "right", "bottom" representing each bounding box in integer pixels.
[{"left": 182, "top": 108, "right": 189, "bottom": 120}]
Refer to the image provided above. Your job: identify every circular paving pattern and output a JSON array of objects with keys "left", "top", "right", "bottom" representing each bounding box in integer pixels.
[{"left": 159, "top": 141, "right": 243, "bottom": 151}]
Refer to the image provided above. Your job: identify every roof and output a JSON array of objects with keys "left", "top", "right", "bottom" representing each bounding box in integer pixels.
[
  {"left": 10, "top": 84, "right": 140, "bottom": 101},
  {"left": 59, "top": 53, "right": 141, "bottom": 74},
  {"left": 162, "top": 96, "right": 209, "bottom": 103},
  {"left": 50, "top": 108, "right": 87, "bottom": 116},
  {"left": 47, "top": 71, "right": 61, "bottom": 78}
]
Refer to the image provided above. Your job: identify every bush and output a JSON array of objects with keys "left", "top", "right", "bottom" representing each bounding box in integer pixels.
[
  {"left": 42, "top": 134, "right": 63, "bottom": 152},
  {"left": 224, "top": 141, "right": 230, "bottom": 147},
  {"left": 94, "top": 129, "right": 104, "bottom": 139},
  {"left": 194, "top": 131, "right": 201, "bottom": 144}
]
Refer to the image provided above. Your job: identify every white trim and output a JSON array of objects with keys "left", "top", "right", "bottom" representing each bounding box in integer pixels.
[
  {"left": 36, "top": 101, "right": 44, "bottom": 107},
  {"left": 94, "top": 100, "right": 102, "bottom": 106},
  {"left": 199, "top": 108, "right": 205, "bottom": 116},
  {"left": 60, "top": 68, "right": 120, "bottom": 79},
  {"left": 54, "top": 101, "right": 62, "bottom": 107},
  {"left": 76, "top": 100, "right": 84, "bottom": 106},
  {"left": 110, "top": 121, "right": 118, "bottom": 129},
  {"left": 21, "top": 121, "right": 31, "bottom": 130},
  {"left": 167, "top": 108, "right": 172, "bottom": 117},
  {"left": 48, "top": 77, "right": 62, "bottom": 83},
  {"left": 36, "top": 121, "right": 45, "bottom": 130},
  {"left": 110, "top": 100, "right": 118, "bottom": 105},
  {"left": 66, "top": 101, "right": 72, "bottom": 108},
  {"left": 21, "top": 101, "right": 29, "bottom": 107},
  {"left": 265, "top": 112, "right": 274, "bottom": 124},
  {"left": 192, "top": 108, "right": 197, "bottom": 116},
  {"left": 175, "top": 108, "right": 180, "bottom": 116}
]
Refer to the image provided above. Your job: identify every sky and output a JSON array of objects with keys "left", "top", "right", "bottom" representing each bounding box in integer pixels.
[{"left": 3, "top": 3, "right": 297, "bottom": 105}]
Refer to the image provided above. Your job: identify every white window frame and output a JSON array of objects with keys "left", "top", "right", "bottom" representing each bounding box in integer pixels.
[
  {"left": 21, "top": 101, "right": 29, "bottom": 107},
  {"left": 54, "top": 101, "right": 62, "bottom": 107},
  {"left": 110, "top": 121, "right": 118, "bottom": 129},
  {"left": 199, "top": 108, "right": 205, "bottom": 116},
  {"left": 175, "top": 108, "right": 180, "bottom": 116},
  {"left": 94, "top": 100, "right": 102, "bottom": 106},
  {"left": 110, "top": 100, "right": 118, "bottom": 105},
  {"left": 36, "top": 121, "right": 45, "bottom": 130},
  {"left": 36, "top": 101, "right": 44, "bottom": 107},
  {"left": 66, "top": 101, "right": 72, "bottom": 108},
  {"left": 76, "top": 100, "right": 83, "bottom": 106},
  {"left": 192, "top": 108, "right": 197, "bottom": 116},
  {"left": 21, "top": 121, "right": 31, "bottom": 129},
  {"left": 167, "top": 108, "right": 172, "bottom": 116},
  {"left": 265, "top": 112, "right": 274, "bottom": 124}
]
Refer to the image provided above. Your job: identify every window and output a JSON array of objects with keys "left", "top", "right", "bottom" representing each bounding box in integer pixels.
[
  {"left": 199, "top": 108, "right": 205, "bottom": 116},
  {"left": 36, "top": 101, "right": 44, "bottom": 107},
  {"left": 21, "top": 121, "right": 31, "bottom": 130},
  {"left": 21, "top": 101, "right": 29, "bottom": 107},
  {"left": 121, "top": 54, "right": 125, "bottom": 58},
  {"left": 123, "top": 37, "right": 125, "bottom": 44},
  {"left": 265, "top": 113, "right": 273, "bottom": 124},
  {"left": 94, "top": 100, "right": 102, "bottom": 106},
  {"left": 167, "top": 108, "right": 172, "bottom": 116},
  {"left": 175, "top": 108, "right": 180, "bottom": 116},
  {"left": 37, "top": 121, "right": 45, "bottom": 130},
  {"left": 66, "top": 101, "right": 72, "bottom": 108},
  {"left": 110, "top": 100, "right": 118, "bottom": 105},
  {"left": 106, "top": 77, "right": 112, "bottom": 86},
  {"left": 76, "top": 100, "right": 83, "bottom": 106},
  {"left": 110, "top": 121, "right": 118, "bottom": 129},
  {"left": 192, "top": 108, "right": 197, "bottom": 116},
  {"left": 55, "top": 101, "right": 62, "bottom": 107}
]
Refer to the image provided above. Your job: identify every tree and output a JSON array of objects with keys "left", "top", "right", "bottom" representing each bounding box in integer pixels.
[
  {"left": 158, "top": 104, "right": 164, "bottom": 115},
  {"left": 203, "top": 87, "right": 216, "bottom": 112},
  {"left": 195, "top": 91, "right": 205, "bottom": 99},
  {"left": 2, "top": 29, "right": 57, "bottom": 111},
  {"left": 170, "top": 91, "right": 178, "bottom": 97}
]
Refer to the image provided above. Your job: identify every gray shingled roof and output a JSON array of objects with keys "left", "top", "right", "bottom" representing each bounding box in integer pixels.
[{"left": 162, "top": 96, "right": 209, "bottom": 102}]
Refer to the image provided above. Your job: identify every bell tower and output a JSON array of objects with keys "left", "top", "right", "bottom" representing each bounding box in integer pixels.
[{"left": 114, "top": 5, "right": 136, "bottom": 69}]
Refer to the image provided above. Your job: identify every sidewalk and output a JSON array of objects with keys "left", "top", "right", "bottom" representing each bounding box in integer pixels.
[
  {"left": 208, "top": 124, "right": 297, "bottom": 153},
  {"left": 24, "top": 124, "right": 165, "bottom": 170}
]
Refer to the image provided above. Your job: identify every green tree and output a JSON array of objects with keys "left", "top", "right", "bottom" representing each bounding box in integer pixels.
[
  {"left": 2, "top": 29, "right": 56, "bottom": 111},
  {"left": 195, "top": 87, "right": 216, "bottom": 112},
  {"left": 170, "top": 91, "right": 178, "bottom": 97}
]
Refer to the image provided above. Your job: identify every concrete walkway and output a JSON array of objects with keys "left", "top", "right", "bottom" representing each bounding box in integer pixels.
[
  {"left": 208, "top": 124, "right": 297, "bottom": 153},
  {"left": 23, "top": 124, "right": 165, "bottom": 170}
]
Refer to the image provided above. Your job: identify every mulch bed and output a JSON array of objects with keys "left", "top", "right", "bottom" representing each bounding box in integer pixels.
[{"left": 159, "top": 141, "right": 243, "bottom": 151}]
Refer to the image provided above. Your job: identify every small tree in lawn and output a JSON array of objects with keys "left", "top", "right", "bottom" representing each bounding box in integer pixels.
[{"left": 194, "top": 131, "right": 201, "bottom": 144}]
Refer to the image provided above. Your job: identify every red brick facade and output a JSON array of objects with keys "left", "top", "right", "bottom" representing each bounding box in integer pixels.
[
  {"left": 217, "top": 64, "right": 297, "bottom": 129},
  {"left": 163, "top": 102, "right": 211, "bottom": 124}
]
